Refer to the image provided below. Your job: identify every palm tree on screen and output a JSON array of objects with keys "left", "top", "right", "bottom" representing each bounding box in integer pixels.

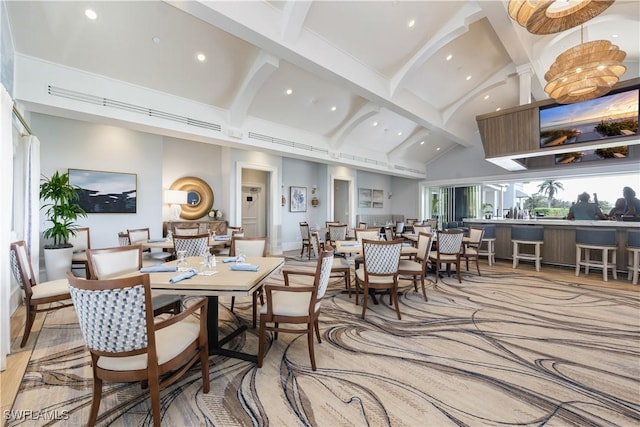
[{"left": 537, "top": 179, "right": 564, "bottom": 208}]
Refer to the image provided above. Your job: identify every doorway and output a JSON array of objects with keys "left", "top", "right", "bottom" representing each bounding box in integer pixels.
[
  {"left": 241, "top": 183, "right": 266, "bottom": 237},
  {"left": 333, "top": 179, "right": 350, "bottom": 225}
]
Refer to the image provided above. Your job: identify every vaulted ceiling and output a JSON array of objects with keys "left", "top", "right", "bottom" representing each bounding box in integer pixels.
[{"left": 5, "top": 1, "right": 639, "bottom": 177}]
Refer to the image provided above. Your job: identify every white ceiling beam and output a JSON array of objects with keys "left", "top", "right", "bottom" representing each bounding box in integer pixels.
[
  {"left": 328, "top": 102, "right": 380, "bottom": 150},
  {"left": 386, "top": 128, "right": 432, "bottom": 160},
  {"left": 281, "top": 0, "right": 312, "bottom": 43}
]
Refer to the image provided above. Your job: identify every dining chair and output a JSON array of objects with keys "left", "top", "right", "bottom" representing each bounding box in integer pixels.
[
  {"left": 173, "top": 224, "right": 200, "bottom": 236},
  {"left": 413, "top": 224, "right": 432, "bottom": 235},
  {"left": 173, "top": 233, "right": 210, "bottom": 257},
  {"left": 357, "top": 221, "right": 368, "bottom": 229},
  {"left": 355, "top": 239, "right": 403, "bottom": 320},
  {"left": 299, "top": 222, "right": 312, "bottom": 259},
  {"left": 310, "top": 231, "right": 351, "bottom": 297},
  {"left": 429, "top": 229, "right": 464, "bottom": 283},
  {"left": 353, "top": 228, "right": 381, "bottom": 270},
  {"left": 229, "top": 236, "right": 267, "bottom": 328},
  {"left": 462, "top": 226, "right": 485, "bottom": 276},
  {"left": 87, "top": 245, "right": 183, "bottom": 316},
  {"left": 258, "top": 247, "right": 334, "bottom": 371},
  {"left": 384, "top": 225, "right": 394, "bottom": 241},
  {"left": 67, "top": 273, "right": 209, "bottom": 427},
  {"left": 117, "top": 231, "right": 130, "bottom": 246},
  {"left": 397, "top": 232, "right": 433, "bottom": 301},
  {"left": 69, "top": 227, "right": 91, "bottom": 278},
  {"left": 10, "top": 240, "right": 73, "bottom": 347},
  {"left": 327, "top": 224, "right": 348, "bottom": 256},
  {"left": 394, "top": 221, "right": 405, "bottom": 238},
  {"left": 128, "top": 227, "right": 172, "bottom": 262}
]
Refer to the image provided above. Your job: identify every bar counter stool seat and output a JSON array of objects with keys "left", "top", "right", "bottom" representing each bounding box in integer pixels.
[
  {"left": 511, "top": 226, "right": 544, "bottom": 272},
  {"left": 575, "top": 228, "right": 617, "bottom": 281},
  {"left": 477, "top": 225, "right": 496, "bottom": 266},
  {"left": 626, "top": 230, "right": 640, "bottom": 285}
]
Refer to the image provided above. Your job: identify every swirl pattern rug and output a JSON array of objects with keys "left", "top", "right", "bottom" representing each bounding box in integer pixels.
[{"left": 9, "top": 257, "right": 640, "bottom": 426}]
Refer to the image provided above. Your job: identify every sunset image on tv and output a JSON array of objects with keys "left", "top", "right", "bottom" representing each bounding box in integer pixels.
[{"left": 540, "top": 88, "right": 639, "bottom": 148}]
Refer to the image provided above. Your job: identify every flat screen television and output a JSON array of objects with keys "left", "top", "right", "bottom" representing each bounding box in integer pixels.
[{"left": 539, "top": 86, "right": 639, "bottom": 148}]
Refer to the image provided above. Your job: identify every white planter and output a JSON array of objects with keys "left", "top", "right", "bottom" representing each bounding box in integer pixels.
[{"left": 44, "top": 246, "right": 74, "bottom": 281}]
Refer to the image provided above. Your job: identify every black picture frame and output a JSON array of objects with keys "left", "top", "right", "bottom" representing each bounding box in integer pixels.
[{"left": 69, "top": 168, "right": 137, "bottom": 213}]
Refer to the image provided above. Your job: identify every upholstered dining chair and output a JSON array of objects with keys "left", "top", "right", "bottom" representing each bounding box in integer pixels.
[
  {"left": 397, "top": 232, "right": 433, "bottom": 301},
  {"left": 69, "top": 227, "right": 91, "bottom": 278},
  {"left": 258, "top": 247, "right": 334, "bottom": 371},
  {"left": 355, "top": 239, "right": 403, "bottom": 320},
  {"left": 429, "top": 229, "right": 464, "bottom": 283},
  {"left": 462, "top": 226, "right": 485, "bottom": 276},
  {"left": 117, "top": 231, "right": 130, "bottom": 246},
  {"left": 173, "top": 224, "right": 200, "bottom": 236},
  {"left": 310, "top": 231, "right": 351, "bottom": 297},
  {"left": 87, "top": 245, "right": 182, "bottom": 316},
  {"left": 299, "top": 222, "right": 312, "bottom": 259},
  {"left": 413, "top": 224, "right": 432, "bottom": 235},
  {"left": 173, "top": 233, "right": 210, "bottom": 257},
  {"left": 229, "top": 236, "right": 268, "bottom": 328},
  {"left": 67, "top": 273, "right": 209, "bottom": 427},
  {"left": 10, "top": 240, "right": 73, "bottom": 347},
  {"left": 353, "top": 228, "right": 381, "bottom": 270},
  {"left": 394, "top": 221, "right": 405, "bottom": 238},
  {"left": 357, "top": 221, "right": 368, "bottom": 229},
  {"left": 327, "top": 224, "right": 348, "bottom": 256},
  {"left": 127, "top": 227, "right": 172, "bottom": 262}
]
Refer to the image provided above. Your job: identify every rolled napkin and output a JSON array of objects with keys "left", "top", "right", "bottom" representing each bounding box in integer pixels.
[
  {"left": 214, "top": 235, "right": 230, "bottom": 241},
  {"left": 147, "top": 238, "right": 168, "bottom": 243},
  {"left": 140, "top": 265, "right": 178, "bottom": 273},
  {"left": 230, "top": 264, "right": 259, "bottom": 272},
  {"left": 407, "top": 233, "right": 418, "bottom": 237},
  {"left": 341, "top": 242, "right": 359, "bottom": 247},
  {"left": 169, "top": 269, "right": 197, "bottom": 283},
  {"left": 223, "top": 257, "right": 238, "bottom": 263},
  {"left": 402, "top": 242, "right": 413, "bottom": 247}
]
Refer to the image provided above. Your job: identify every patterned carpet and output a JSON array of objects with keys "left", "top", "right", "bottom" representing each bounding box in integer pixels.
[{"left": 8, "top": 256, "right": 640, "bottom": 426}]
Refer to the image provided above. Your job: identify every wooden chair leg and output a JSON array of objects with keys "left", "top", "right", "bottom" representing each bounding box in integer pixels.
[
  {"left": 257, "top": 320, "right": 266, "bottom": 368},
  {"left": 421, "top": 276, "right": 428, "bottom": 301},
  {"left": 314, "top": 317, "right": 321, "bottom": 343},
  {"left": 345, "top": 271, "right": 351, "bottom": 298},
  {"left": 21, "top": 305, "right": 36, "bottom": 348},
  {"left": 307, "top": 324, "right": 316, "bottom": 371},
  {"left": 252, "top": 292, "right": 258, "bottom": 329},
  {"left": 149, "top": 377, "right": 162, "bottom": 427},
  {"left": 393, "top": 287, "right": 401, "bottom": 320},
  {"left": 361, "top": 284, "right": 369, "bottom": 319},
  {"left": 88, "top": 375, "right": 103, "bottom": 427},
  {"left": 230, "top": 296, "right": 236, "bottom": 312}
]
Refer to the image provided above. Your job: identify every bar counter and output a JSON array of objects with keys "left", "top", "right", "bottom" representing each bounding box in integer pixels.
[{"left": 464, "top": 218, "right": 640, "bottom": 270}]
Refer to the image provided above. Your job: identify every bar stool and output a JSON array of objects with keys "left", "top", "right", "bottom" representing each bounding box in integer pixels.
[
  {"left": 511, "top": 226, "right": 544, "bottom": 272},
  {"left": 478, "top": 225, "right": 496, "bottom": 266},
  {"left": 627, "top": 229, "right": 640, "bottom": 285},
  {"left": 575, "top": 228, "right": 617, "bottom": 281}
]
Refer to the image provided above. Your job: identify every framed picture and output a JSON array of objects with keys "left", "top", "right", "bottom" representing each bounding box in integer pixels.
[
  {"left": 358, "top": 188, "right": 372, "bottom": 208},
  {"left": 290, "top": 186, "right": 307, "bottom": 212},
  {"left": 69, "top": 168, "right": 137, "bottom": 213},
  {"left": 372, "top": 189, "right": 384, "bottom": 208}
]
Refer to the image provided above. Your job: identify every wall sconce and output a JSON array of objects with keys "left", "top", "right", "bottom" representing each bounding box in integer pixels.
[
  {"left": 388, "top": 192, "right": 393, "bottom": 199},
  {"left": 311, "top": 185, "right": 319, "bottom": 207},
  {"left": 281, "top": 184, "right": 286, "bottom": 206}
]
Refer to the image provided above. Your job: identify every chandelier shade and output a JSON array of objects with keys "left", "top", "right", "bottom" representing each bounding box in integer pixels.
[
  {"left": 544, "top": 40, "right": 626, "bottom": 104},
  {"left": 508, "top": 0, "right": 615, "bottom": 34}
]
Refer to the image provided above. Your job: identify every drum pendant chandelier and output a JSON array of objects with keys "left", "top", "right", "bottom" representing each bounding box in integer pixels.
[{"left": 508, "top": 0, "right": 626, "bottom": 104}]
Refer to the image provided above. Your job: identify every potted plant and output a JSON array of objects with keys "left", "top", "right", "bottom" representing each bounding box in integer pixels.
[
  {"left": 40, "top": 170, "right": 87, "bottom": 280},
  {"left": 482, "top": 203, "right": 493, "bottom": 219}
]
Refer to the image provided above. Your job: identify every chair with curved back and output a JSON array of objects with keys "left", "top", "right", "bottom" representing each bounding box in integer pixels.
[
  {"left": 462, "top": 226, "right": 485, "bottom": 276},
  {"left": 87, "top": 245, "right": 182, "bottom": 316},
  {"left": 394, "top": 221, "right": 405, "bottom": 238},
  {"left": 173, "top": 224, "right": 201, "bottom": 236},
  {"left": 299, "top": 221, "right": 312, "bottom": 259},
  {"left": 398, "top": 232, "right": 434, "bottom": 301},
  {"left": 229, "top": 236, "right": 268, "bottom": 328},
  {"left": 258, "top": 248, "right": 334, "bottom": 371},
  {"left": 69, "top": 227, "right": 91, "bottom": 278},
  {"left": 67, "top": 273, "right": 209, "bottom": 427},
  {"left": 327, "top": 224, "right": 348, "bottom": 256},
  {"left": 429, "top": 229, "right": 464, "bottom": 283},
  {"left": 117, "top": 231, "right": 130, "bottom": 246},
  {"left": 353, "top": 228, "right": 381, "bottom": 270},
  {"left": 310, "top": 231, "right": 351, "bottom": 297},
  {"left": 355, "top": 239, "right": 403, "bottom": 320},
  {"left": 10, "top": 240, "right": 73, "bottom": 347},
  {"left": 128, "top": 227, "right": 172, "bottom": 262},
  {"left": 173, "top": 233, "right": 210, "bottom": 257}
]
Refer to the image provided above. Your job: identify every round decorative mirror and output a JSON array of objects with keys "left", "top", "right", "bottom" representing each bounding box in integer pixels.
[{"left": 170, "top": 176, "right": 214, "bottom": 220}]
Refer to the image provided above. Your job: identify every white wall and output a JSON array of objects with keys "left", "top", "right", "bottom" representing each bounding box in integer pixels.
[{"left": 390, "top": 177, "right": 420, "bottom": 219}]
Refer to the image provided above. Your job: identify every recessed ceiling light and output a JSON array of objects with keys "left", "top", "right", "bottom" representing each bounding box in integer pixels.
[
  {"left": 436, "top": 147, "right": 441, "bottom": 151},
  {"left": 330, "top": 106, "right": 337, "bottom": 112},
  {"left": 408, "top": 19, "right": 415, "bottom": 28},
  {"left": 152, "top": 36, "right": 161, "bottom": 44},
  {"left": 196, "top": 53, "right": 206, "bottom": 62},
  {"left": 372, "top": 121, "right": 378, "bottom": 127},
  {"left": 496, "top": 107, "right": 501, "bottom": 112},
  {"left": 612, "top": 34, "right": 619, "bottom": 38},
  {"left": 397, "top": 131, "right": 403, "bottom": 136},
  {"left": 85, "top": 9, "right": 97, "bottom": 20},
  {"left": 484, "top": 95, "right": 490, "bottom": 100},
  {"left": 420, "top": 141, "right": 425, "bottom": 145},
  {"left": 446, "top": 54, "right": 453, "bottom": 61},
  {"left": 285, "top": 89, "right": 293, "bottom": 95},
  {"left": 466, "top": 75, "right": 472, "bottom": 81}
]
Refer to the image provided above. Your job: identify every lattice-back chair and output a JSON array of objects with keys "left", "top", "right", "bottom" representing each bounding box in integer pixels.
[
  {"left": 10, "top": 240, "right": 73, "bottom": 347},
  {"left": 173, "top": 233, "right": 210, "bottom": 257},
  {"left": 87, "top": 245, "right": 182, "bottom": 316},
  {"left": 327, "top": 224, "right": 348, "bottom": 255},
  {"left": 354, "top": 228, "right": 381, "bottom": 270},
  {"left": 311, "top": 231, "right": 352, "bottom": 297},
  {"left": 413, "top": 224, "right": 432, "bottom": 235},
  {"left": 299, "top": 222, "right": 312, "bottom": 259},
  {"left": 69, "top": 227, "right": 91, "bottom": 278},
  {"left": 258, "top": 248, "right": 334, "bottom": 371},
  {"left": 462, "top": 226, "right": 485, "bottom": 276},
  {"left": 229, "top": 236, "right": 268, "bottom": 328},
  {"left": 398, "top": 232, "right": 434, "bottom": 301},
  {"left": 67, "top": 273, "right": 209, "bottom": 427},
  {"left": 429, "top": 229, "right": 464, "bottom": 283},
  {"left": 128, "top": 228, "right": 171, "bottom": 262},
  {"left": 355, "top": 239, "right": 403, "bottom": 320}
]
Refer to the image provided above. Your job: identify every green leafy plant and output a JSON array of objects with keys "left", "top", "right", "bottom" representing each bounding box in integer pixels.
[{"left": 40, "top": 171, "right": 87, "bottom": 248}]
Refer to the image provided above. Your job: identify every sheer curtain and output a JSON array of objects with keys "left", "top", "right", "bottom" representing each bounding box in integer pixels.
[
  {"left": 0, "top": 84, "right": 14, "bottom": 370},
  {"left": 23, "top": 135, "right": 40, "bottom": 279}
]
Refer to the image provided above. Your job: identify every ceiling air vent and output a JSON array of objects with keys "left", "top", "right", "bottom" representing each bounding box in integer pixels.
[
  {"left": 48, "top": 86, "right": 222, "bottom": 132},
  {"left": 394, "top": 164, "right": 426, "bottom": 176},
  {"left": 248, "top": 132, "right": 329, "bottom": 154}
]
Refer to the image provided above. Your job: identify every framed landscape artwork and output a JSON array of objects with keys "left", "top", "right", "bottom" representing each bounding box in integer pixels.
[
  {"left": 69, "top": 168, "right": 137, "bottom": 213},
  {"left": 372, "top": 189, "right": 384, "bottom": 208},
  {"left": 290, "top": 186, "right": 307, "bottom": 212},
  {"left": 358, "top": 188, "right": 372, "bottom": 208}
]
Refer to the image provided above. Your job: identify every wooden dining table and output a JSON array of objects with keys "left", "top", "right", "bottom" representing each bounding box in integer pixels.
[
  {"left": 141, "top": 237, "right": 229, "bottom": 250},
  {"left": 139, "top": 255, "right": 285, "bottom": 362}
]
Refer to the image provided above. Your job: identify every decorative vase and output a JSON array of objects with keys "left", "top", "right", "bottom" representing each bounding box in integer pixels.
[{"left": 43, "top": 246, "right": 74, "bottom": 280}]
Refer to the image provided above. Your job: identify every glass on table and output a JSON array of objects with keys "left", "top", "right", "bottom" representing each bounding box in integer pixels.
[{"left": 176, "top": 250, "right": 188, "bottom": 272}]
